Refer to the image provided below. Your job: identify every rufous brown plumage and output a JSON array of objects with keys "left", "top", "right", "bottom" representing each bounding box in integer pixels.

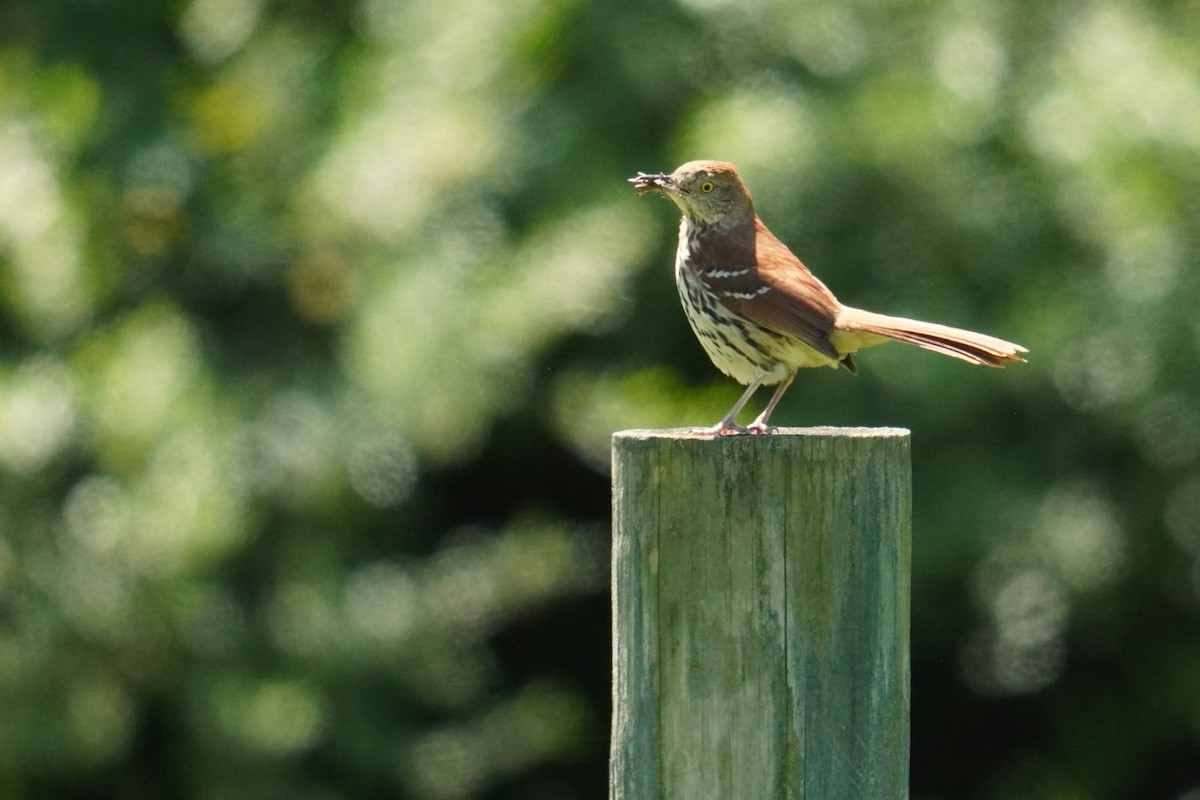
[{"left": 631, "top": 160, "right": 1027, "bottom": 435}]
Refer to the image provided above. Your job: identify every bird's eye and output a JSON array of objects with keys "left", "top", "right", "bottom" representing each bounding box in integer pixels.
[{"left": 700, "top": 181, "right": 715, "bottom": 193}]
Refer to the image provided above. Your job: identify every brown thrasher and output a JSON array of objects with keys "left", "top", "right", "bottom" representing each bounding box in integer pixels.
[{"left": 631, "top": 160, "right": 1027, "bottom": 436}]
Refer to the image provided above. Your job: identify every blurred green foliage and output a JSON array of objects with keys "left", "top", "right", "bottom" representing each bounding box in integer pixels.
[{"left": 1, "top": 0, "right": 1199, "bottom": 797}]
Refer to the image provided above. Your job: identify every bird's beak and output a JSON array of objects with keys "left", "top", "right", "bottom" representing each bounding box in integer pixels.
[{"left": 629, "top": 171, "right": 683, "bottom": 197}]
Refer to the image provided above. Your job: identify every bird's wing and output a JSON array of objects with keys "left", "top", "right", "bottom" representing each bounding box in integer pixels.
[{"left": 696, "top": 218, "right": 842, "bottom": 361}]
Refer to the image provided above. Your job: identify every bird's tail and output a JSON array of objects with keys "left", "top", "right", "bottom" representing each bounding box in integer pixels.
[{"left": 836, "top": 307, "right": 1027, "bottom": 367}]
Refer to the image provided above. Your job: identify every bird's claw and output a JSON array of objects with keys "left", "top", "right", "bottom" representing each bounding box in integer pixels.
[{"left": 697, "top": 420, "right": 754, "bottom": 437}]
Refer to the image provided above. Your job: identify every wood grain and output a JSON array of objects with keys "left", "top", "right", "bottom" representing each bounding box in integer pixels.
[{"left": 611, "top": 427, "right": 911, "bottom": 800}]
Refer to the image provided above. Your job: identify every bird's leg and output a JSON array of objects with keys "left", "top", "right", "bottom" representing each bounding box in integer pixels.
[
  {"left": 702, "top": 373, "right": 765, "bottom": 436},
  {"left": 747, "top": 371, "right": 796, "bottom": 434}
]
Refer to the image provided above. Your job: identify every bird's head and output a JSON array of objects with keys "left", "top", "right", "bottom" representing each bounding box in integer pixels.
[{"left": 630, "top": 160, "right": 753, "bottom": 227}]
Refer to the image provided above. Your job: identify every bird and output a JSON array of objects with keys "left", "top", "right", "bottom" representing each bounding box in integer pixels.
[{"left": 630, "top": 160, "right": 1027, "bottom": 436}]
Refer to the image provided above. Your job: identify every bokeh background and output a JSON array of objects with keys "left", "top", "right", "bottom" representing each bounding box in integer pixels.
[{"left": 1, "top": 0, "right": 1199, "bottom": 797}]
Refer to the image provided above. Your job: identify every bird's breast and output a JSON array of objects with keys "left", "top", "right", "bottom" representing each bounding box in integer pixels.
[{"left": 673, "top": 245, "right": 835, "bottom": 384}]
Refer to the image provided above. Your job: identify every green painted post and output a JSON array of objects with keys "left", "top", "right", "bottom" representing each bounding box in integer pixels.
[{"left": 610, "top": 427, "right": 911, "bottom": 800}]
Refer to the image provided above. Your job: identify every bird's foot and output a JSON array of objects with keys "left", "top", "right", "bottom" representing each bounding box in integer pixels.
[
  {"left": 743, "top": 410, "right": 779, "bottom": 435},
  {"left": 698, "top": 420, "right": 752, "bottom": 437}
]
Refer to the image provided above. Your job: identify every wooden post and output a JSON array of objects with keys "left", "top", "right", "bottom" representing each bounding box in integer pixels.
[{"left": 610, "top": 427, "right": 911, "bottom": 800}]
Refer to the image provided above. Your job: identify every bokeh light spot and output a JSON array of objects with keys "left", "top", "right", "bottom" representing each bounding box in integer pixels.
[
  {"left": 678, "top": 88, "right": 817, "bottom": 184},
  {"left": 962, "top": 567, "right": 1069, "bottom": 695},
  {"left": 243, "top": 680, "right": 323, "bottom": 755},
  {"left": 347, "top": 432, "right": 418, "bottom": 508},
  {"left": 344, "top": 561, "right": 419, "bottom": 641},
  {"left": 1035, "top": 483, "right": 1125, "bottom": 592},
  {"left": 934, "top": 22, "right": 1007, "bottom": 104},
  {"left": 0, "top": 357, "right": 76, "bottom": 474},
  {"left": 179, "top": 0, "right": 264, "bottom": 63}
]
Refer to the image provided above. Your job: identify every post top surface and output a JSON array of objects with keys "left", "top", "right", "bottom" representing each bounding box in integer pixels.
[{"left": 613, "top": 426, "right": 910, "bottom": 442}]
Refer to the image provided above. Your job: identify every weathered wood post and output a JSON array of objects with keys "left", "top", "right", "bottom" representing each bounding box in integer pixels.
[{"left": 611, "top": 427, "right": 911, "bottom": 800}]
